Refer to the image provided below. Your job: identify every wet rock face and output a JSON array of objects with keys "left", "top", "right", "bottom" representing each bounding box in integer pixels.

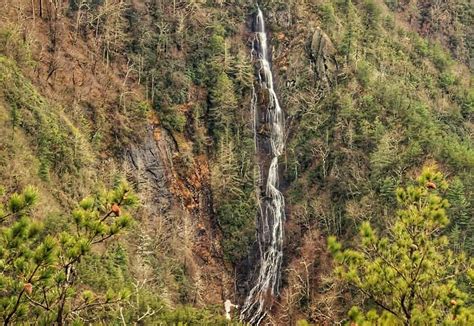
[
  {"left": 309, "top": 27, "right": 338, "bottom": 88},
  {"left": 124, "top": 126, "right": 173, "bottom": 218}
]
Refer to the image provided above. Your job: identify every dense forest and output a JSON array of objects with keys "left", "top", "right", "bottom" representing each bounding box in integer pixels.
[{"left": 0, "top": 0, "right": 472, "bottom": 325}]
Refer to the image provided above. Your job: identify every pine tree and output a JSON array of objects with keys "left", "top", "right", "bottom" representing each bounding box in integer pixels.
[
  {"left": 328, "top": 166, "right": 474, "bottom": 325},
  {"left": 209, "top": 72, "right": 238, "bottom": 135},
  {"left": 446, "top": 177, "right": 473, "bottom": 254},
  {"left": 0, "top": 181, "right": 138, "bottom": 325}
]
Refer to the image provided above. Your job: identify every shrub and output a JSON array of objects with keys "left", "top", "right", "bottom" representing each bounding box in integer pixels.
[
  {"left": 355, "top": 61, "right": 374, "bottom": 88},
  {"left": 160, "top": 108, "right": 187, "bottom": 133}
]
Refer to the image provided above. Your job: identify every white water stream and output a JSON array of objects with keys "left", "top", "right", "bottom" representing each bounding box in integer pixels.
[{"left": 240, "top": 6, "right": 286, "bottom": 325}]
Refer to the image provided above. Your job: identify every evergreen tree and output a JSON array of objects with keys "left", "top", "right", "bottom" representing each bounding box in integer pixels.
[
  {"left": 0, "top": 181, "right": 138, "bottom": 325},
  {"left": 447, "top": 178, "right": 473, "bottom": 254},
  {"left": 328, "top": 166, "right": 474, "bottom": 325},
  {"left": 209, "top": 72, "right": 238, "bottom": 136}
]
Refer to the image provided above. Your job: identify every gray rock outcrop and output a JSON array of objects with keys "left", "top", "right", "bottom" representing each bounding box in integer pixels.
[
  {"left": 124, "top": 126, "right": 174, "bottom": 219},
  {"left": 309, "top": 27, "right": 338, "bottom": 88}
]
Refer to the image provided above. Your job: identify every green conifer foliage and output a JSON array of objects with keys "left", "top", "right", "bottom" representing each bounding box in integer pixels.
[
  {"left": 328, "top": 166, "right": 474, "bottom": 325},
  {"left": 0, "top": 181, "right": 138, "bottom": 325},
  {"left": 209, "top": 72, "right": 238, "bottom": 135},
  {"left": 447, "top": 178, "right": 473, "bottom": 254}
]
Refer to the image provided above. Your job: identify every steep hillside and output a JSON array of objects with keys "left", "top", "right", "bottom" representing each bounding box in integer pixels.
[
  {"left": 0, "top": 0, "right": 235, "bottom": 323},
  {"left": 0, "top": 0, "right": 472, "bottom": 325}
]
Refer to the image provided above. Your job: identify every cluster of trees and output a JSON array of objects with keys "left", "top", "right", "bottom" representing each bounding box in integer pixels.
[
  {"left": 265, "top": 0, "right": 474, "bottom": 323},
  {"left": 0, "top": 182, "right": 232, "bottom": 325},
  {"left": 1, "top": 0, "right": 258, "bottom": 315},
  {"left": 284, "top": 0, "right": 472, "bottom": 251},
  {"left": 2, "top": 171, "right": 471, "bottom": 324},
  {"left": 115, "top": 0, "right": 258, "bottom": 263},
  {"left": 197, "top": 25, "right": 257, "bottom": 263},
  {"left": 0, "top": 56, "right": 92, "bottom": 181},
  {"left": 329, "top": 166, "right": 474, "bottom": 325}
]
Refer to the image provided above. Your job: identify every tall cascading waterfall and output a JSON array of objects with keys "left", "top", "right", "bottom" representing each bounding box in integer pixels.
[{"left": 240, "top": 6, "right": 286, "bottom": 325}]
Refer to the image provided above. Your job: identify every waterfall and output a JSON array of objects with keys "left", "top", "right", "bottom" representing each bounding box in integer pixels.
[{"left": 240, "top": 6, "right": 286, "bottom": 325}]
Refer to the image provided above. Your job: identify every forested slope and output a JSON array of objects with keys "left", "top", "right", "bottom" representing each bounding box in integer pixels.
[{"left": 0, "top": 0, "right": 472, "bottom": 325}]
